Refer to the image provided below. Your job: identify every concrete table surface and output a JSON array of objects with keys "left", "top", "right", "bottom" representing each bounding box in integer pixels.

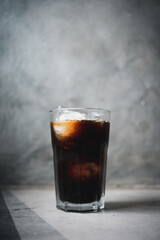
[{"left": 0, "top": 187, "right": 160, "bottom": 240}]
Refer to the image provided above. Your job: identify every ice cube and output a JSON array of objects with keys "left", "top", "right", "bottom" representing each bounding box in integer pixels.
[
  {"left": 53, "top": 121, "right": 78, "bottom": 141},
  {"left": 88, "top": 112, "right": 102, "bottom": 121},
  {"left": 53, "top": 111, "right": 86, "bottom": 141},
  {"left": 56, "top": 111, "right": 87, "bottom": 121},
  {"left": 69, "top": 162, "right": 100, "bottom": 181}
]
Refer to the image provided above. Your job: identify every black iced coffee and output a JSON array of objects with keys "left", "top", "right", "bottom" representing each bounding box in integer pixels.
[{"left": 51, "top": 119, "right": 110, "bottom": 206}]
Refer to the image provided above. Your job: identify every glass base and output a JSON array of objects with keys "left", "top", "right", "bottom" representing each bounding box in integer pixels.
[{"left": 56, "top": 196, "right": 105, "bottom": 213}]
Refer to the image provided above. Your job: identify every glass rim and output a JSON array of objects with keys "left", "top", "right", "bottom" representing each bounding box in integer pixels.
[{"left": 50, "top": 107, "right": 111, "bottom": 114}]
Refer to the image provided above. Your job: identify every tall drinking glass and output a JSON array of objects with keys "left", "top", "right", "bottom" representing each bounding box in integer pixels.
[{"left": 50, "top": 107, "right": 110, "bottom": 212}]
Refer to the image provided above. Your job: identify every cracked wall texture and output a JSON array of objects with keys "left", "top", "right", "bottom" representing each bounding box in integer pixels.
[{"left": 0, "top": 0, "right": 160, "bottom": 185}]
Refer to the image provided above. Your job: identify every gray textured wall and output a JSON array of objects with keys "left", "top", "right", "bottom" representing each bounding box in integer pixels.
[{"left": 0, "top": 0, "right": 160, "bottom": 185}]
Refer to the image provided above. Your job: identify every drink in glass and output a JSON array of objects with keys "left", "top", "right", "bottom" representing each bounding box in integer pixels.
[{"left": 50, "top": 107, "right": 110, "bottom": 212}]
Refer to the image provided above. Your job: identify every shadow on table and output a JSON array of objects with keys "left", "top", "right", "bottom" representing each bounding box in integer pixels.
[{"left": 104, "top": 198, "right": 160, "bottom": 212}]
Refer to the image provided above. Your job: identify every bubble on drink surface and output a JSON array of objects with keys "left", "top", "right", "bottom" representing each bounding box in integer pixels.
[{"left": 56, "top": 111, "right": 87, "bottom": 121}]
